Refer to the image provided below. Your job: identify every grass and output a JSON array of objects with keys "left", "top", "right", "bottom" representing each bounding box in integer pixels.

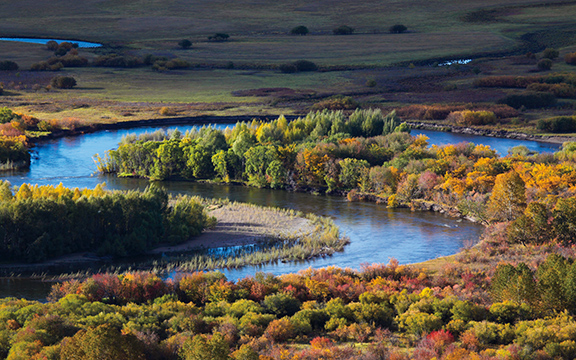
[{"left": 0, "top": 0, "right": 574, "bottom": 131}]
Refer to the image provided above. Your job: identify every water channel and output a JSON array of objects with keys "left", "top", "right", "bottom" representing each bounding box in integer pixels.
[{"left": 0, "top": 123, "right": 562, "bottom": 300}]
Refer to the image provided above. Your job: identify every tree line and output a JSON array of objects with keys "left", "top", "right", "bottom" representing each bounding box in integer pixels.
[{"left": 0, "top": 182, "right": 214, "bottom": 262}]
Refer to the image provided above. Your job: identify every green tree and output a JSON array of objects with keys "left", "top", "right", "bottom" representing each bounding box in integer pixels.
[
  {"left": 553, "top": 197, "right": 576, "bottom": 245},
  {"left": 180, "top": 332, "right": 230, "bottom": 360},
  {"left": 59, "top": 324, "right": 145, "bottom": 360},
  {"left": 339, "top": 158, "right": 369, "bottom": 189}
]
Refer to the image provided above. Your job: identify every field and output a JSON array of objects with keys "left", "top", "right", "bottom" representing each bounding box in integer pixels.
[{"left": 0, "top": 0, "right": 574, "bottom": 130}]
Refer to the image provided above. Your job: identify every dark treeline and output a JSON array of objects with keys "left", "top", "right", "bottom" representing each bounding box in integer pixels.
[{"left": 0, "top": 182, "right": 214, "bottom": 263}]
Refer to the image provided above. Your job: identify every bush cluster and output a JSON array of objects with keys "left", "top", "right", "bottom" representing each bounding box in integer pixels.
[
  {"left": 537, "top": 116, "right": 576, "bottom": 133},
  {"left": 279, "top": 60, "right": 317, "bottom": 73},
  {"left": 333, "top": 25, "right": 354, "bottom": 35},
  {"left": 93, "top": 54, "right": 144, "bottom": 68},
  {"left": 498, "top": 92, "right": 557, "bottom": 109}
]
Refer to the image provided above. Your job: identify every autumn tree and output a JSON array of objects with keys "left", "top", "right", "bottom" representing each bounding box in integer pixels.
[
  {"left": 59, "top": 324, "right": 146, "bottom": 360},
  {"left": 487, "top": 170, "right": 526, "bottom": 222}
]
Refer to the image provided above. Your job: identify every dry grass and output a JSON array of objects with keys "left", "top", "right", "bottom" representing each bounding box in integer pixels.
[{"left": 151, "top": 202, "right": 314, "bottom": 254}]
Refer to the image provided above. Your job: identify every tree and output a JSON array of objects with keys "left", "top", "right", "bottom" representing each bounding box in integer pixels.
[
  {"left": 50, "top": 76, "right": 77, "bottom": 89},
  {"left": 487, "top": 170, "right": 526, "bottom": 222},
  {"left": 339, "top": 158, "right": 369, "bottom": 189},
  {"left": 178, "top": 39, "right": 192, "bottom": 49},
  {"left": 542, "top": 48, "right": 559, "bottom": 60},
  {"left": 293, "top": 60, "right": 317, "bottom": 72},
  {"left": 0, "top": 61, "right": 18, "bottom": 71},
  {"left": 180, "top": 332, "right": 230, "bottom": 360},
  {"left": 537, "top": 59, "right": 552, "bottom": 71},
  {"left": 553, "top": 197, "right": 576, "bottom": 245},
  {"left": 290, "top": 26, "right": 309, "bottom": 35},
  {"left": 209, "top": 33, "right": 230, "bottom": 42},
  {"left": 59, "top": 324, "right": 146, "bottom": 360},
  {"left": 333, "top": 25, "right": 354, "bottom": 35},
  {"left": 389, "top": 24, "right": 408, "bottom": 33}
]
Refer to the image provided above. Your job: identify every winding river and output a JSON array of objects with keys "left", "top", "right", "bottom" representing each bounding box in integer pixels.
[{"left": 0, "top": 123, "right": 561, "bottom": 299}]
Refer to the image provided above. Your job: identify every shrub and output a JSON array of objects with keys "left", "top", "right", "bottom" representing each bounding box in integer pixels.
[
  {"left": 447, "top": 110, "right": 497, "bottom": 126},
  {"left": 293, "top": 60, "right": 317, "bottom": 72},
  {"left": 279, "top": 63, "right": 297, "bottom": 73},
  {"left": 527, "top": 83, "right": 576, "bottom": 98},
  {"left": 537, "top": 58, "right": 553, "bottom": 71},
  {"left": 498, "top": 92, "right": 556, "bottom": 109},
  {"left": 50, "top": 76, "right": 77, "bottom": 89},
  {"left": 93, "top": 54, "right": 143, "bottom": 68},
  {"left": 290, "top": 26, "right": 309, "bottom": 35},
  {"left": 542, "top": 48, "right": 559, "bottom": 60},
  {"left": 208, "top": 33, "right": 230, "bottom": 41},
  {"left": 159, "top": 107, "right": 176, "bottom": 116},
  {"left": 263, "top": 293, "right": 301, "bottom": 317},
  {"left": 537, "top": 116, "right": 576, "bottom": 133},
  {"left": 565, "top": 52, "right": 576, "bottom": 65},
  {"left": 333, "top": 25, "right": 354, "bottom": 35},
  {"left": 0, "top": 61, "right": 18, "bottom": 71},
  {"left": 152, "top": 58, "right": 190, "bottom": 71},
  {"left": 56, "top": 54, "right": 88, "bottom": 67},
  {"left": 178, "top": 39, "right": 192, "bottom": 49},
  {"left": 311, "top": 96, "right": 358, "bottom": 111},
  {"left": 0, "top": 107, "right": 21, "bottom": 124},
  {"left": 389, "top": 24, "right": 408, "bottom": 33},
  {"left": 46, "top": 40, "right": 58, "bottom": 51},
  {"left": 30, "top": 61, "right": 63, "bottom": 71},
  {"left": 366, "top": 79, "right": 377, "bottom": 87}
]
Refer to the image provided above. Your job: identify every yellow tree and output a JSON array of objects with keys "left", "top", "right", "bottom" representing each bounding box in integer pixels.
[{"left": 487, "top": 170, "right": 526, "bottom": 222}]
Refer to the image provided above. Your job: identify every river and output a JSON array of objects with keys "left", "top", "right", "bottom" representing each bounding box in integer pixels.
[{"left": 0, "top": 124, "right": 561, "bottom": 299}]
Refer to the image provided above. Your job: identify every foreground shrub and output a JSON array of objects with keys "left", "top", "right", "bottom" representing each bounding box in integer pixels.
[
  {"left": 290, "top": 26, "right": 309, "bottom": 35},
  {"left": 389, "top": 24, "right": 408, "bottom": 33},
  {"left": 50, "top": 76, "right": 77, "bottom": 89},
  {"left": 333, "top": 25, "right": 354, "bottom": 35},
  {"left": 498, "top": 92, "right": 556, "bottom": 109}
]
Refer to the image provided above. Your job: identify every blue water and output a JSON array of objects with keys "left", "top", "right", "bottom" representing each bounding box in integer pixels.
[
  {"left": 0, "top": 37, "right": 102, "bottom": 48},
  {"left": 412, "top": 129, "right": 560, "bottom": 156}
]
